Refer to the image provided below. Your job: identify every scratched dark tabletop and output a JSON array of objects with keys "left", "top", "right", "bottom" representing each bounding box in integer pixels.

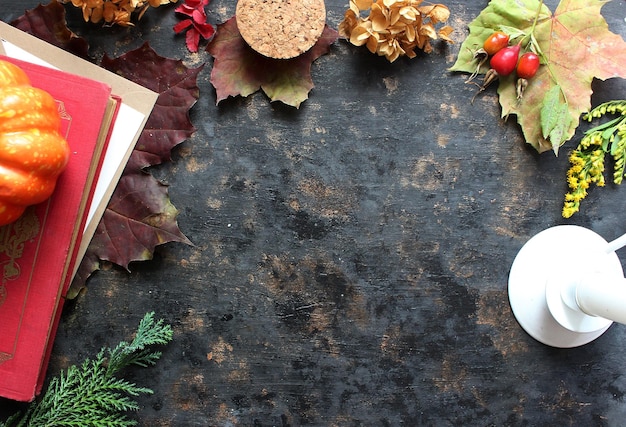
[{"left": 2, "top": 1, "right": 626, "bottom": 425}]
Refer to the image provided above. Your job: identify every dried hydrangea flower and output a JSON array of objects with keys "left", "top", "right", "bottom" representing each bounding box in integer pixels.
[
  {"left": 339, "top": 0, "right": 454, "bottom": 62},
  {"left": 62, "top": 0, "right": 178, "bottom": 26}
]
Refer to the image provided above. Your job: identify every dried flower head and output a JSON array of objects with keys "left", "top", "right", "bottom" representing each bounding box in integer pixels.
[
  {"left": 62, "top": 0, "right": 178, "bottom": 26},
  {"left": 339, "top": 0, "right": 453, "bottom": 62}
]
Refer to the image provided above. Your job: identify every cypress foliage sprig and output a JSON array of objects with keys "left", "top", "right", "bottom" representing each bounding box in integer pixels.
[{"left": 1, "top": 312, "right": 173, "bottom": 427}]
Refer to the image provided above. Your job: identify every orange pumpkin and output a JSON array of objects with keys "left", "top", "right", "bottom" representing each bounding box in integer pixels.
[{"left": 0, "top": 60, "right": 70, "bottom": 226}]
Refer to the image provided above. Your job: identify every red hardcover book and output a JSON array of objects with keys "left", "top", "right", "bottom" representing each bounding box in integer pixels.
[{"left": 0, "top": 57, "right": 116, "bottom": 402}]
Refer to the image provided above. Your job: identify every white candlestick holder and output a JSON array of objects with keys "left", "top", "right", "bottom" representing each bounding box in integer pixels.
[{"left": 508, "top": 225, "right": 626, "bottom": 348}]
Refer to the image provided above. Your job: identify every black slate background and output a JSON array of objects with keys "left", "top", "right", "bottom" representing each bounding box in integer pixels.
[{"left": 2, "top": 0, "right": 626, "bottom": 425}]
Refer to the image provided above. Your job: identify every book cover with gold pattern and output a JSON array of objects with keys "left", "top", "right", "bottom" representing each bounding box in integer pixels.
[{"left": 0, "top": 56, "right": 113, "bottom": 402}]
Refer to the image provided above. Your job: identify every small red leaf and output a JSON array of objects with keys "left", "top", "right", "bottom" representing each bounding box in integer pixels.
[
  {"left": 186, "top": 28, "right": 201, "bottom": 52},
  {"left": 195, "top": 22, "right": 216, "bottom": 40},
  {"left": 173, "top": 19, "right": 193, "bottom": 34},
  {"left": 174, "top": 0, "right": 215, "bottom": 52},
  {"left": 192, "top": 9, "right": 206, "bottom": 25},
  {"left": 175, "top": 4, "right": 195, "bottom": 16}
]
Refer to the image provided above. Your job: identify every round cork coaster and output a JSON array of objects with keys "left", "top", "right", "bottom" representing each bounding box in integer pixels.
[{"left": 236, "top": 0, "right": 326, "bottom": 59}]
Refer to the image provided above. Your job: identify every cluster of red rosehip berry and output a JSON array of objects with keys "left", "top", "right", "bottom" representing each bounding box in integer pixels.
[{"left": 472, "top": 31, "right": 541, "bottom": 101}]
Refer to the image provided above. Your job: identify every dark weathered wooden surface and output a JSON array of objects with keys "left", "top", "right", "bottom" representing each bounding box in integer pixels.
[{"left": 2, "top": 0, "right": 626, "bottom": 425}]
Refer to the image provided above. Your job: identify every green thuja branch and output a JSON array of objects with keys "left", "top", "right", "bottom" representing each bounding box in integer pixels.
[
  {"left": 563, "top": 100, "right": 626, "bottom": 218},
  {"left": 1, "top": 312, "right": 173, "bottom": 427}
]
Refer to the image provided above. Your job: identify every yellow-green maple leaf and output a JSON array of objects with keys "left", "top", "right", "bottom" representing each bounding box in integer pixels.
[{"left": 451, "top": 0, "right": 626, "bottom": 154}]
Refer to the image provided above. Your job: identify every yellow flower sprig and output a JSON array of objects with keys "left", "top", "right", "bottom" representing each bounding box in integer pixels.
[
  {"left": 562, "top": 100, "right": 626, "bottom": 218},
  {"left": 61, "top": 0, "right": 178, "bottom": 27},
  {"left": 338, "top": 0, "right": 454, "bottom": 62}
]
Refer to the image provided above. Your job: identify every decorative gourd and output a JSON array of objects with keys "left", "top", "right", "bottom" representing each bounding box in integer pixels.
[{"left": 0, "top": 60, "right": 70, "bottom": 226}]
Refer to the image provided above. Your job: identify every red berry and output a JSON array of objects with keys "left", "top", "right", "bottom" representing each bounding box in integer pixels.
[
  {"left": 516, "top": 52, "right": 540, "bottom": 79},
  {"left": 489, "top": 44, "right": 520, "bottom": 76},
  {"left": 482, "top": 31, "right": 510, "bottom": 56}
]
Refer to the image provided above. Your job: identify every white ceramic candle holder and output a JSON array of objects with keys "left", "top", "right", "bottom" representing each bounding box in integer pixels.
[{"left": 508, "top": 225, "right": 626, "bottom": 348}]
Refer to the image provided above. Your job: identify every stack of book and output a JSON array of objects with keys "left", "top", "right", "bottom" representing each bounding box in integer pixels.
[{"left": 0, "top": 21, "right": 158, "bottom": 402}]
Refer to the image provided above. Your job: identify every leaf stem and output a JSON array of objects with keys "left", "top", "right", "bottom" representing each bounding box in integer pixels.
[
  {"left": 529, "top": 0, "right": 544, "bottom": 36},
  {"left": 524, "top": 0, "right": 568, "bottom": 103},
  {"left": 518, "top": 0, "right": 545, "bottom": 50}
]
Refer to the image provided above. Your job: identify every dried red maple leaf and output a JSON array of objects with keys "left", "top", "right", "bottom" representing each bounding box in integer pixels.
[
  {"left": 78, "top": 170, "right": 192, "bottom": 270},
  {"left": 69, "top": 43, "right": 201, "bottom": 297},
  {"left": 206, "top": 17, "right": 338, "bottom": 108},
  {"left": 70, "top": 168, "right": 192, "bottom": 297},
  {"left": 101, "top": 43, "right": 203, "bottom": 169},
  {"left": 10, "top": 0, "right": 89, "bottom": 59}
]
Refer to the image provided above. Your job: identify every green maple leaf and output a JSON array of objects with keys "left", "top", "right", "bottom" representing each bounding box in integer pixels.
[
  {"left": 450, "top": 0, "right": 626, "bottom": 154},
  {"left": 206, "top": 17, "right": 338, "bottom": 108}
]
